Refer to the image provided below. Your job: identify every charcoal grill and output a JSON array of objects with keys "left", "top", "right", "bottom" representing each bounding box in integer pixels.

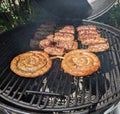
[
  {"left": 0, "top": 0, "right": 120, "bottom": 114},
  {"left": 0, "top": 20, "right": 120, "bottom": 114}
]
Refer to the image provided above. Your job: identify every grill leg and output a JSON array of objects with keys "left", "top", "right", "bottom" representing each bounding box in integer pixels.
[{"left": 0, "top": 108, "right": 10, "bottom": 114}]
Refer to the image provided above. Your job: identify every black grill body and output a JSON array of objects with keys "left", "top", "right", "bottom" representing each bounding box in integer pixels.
[
  {"left": 0, "top": 20, "right": 120, "bottom": 114},
  {"left": 35, "top": 0, "right": 116, "bottom": 20}
]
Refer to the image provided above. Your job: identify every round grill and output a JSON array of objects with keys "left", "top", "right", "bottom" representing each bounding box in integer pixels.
[{"left": 0, "top": 20, "right": 120, "bottom": 113}]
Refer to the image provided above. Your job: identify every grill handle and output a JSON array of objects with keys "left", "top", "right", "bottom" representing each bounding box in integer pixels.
[{"left": 25, "top": 90, "right": 66, "bottom": 99}]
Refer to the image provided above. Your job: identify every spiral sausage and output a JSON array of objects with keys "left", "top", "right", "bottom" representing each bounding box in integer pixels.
[
  {"left": 10, "top": 51, "right": 52, "bottom": 78},
  {"left": 61, "top": 50, "right": 100, "bottom": 77}
]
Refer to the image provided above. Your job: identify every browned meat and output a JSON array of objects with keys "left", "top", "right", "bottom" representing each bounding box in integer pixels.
[
  {"left": 39, "top": 39, "right": 52, "bottom": 49},
  {"left": 72, "top": 41, "right": 78, "bottom": 50},
  {"left": 78, "top": 33, "right": 101, "bottom": 41},
  {"left": 10, "top": 51, "right": 52, "bottom": 78},
  {"left": 61, "top": 49, "right": 100, "bottom": 77},
  {"left": 88, "top": 42, "right": 109, "bottom": 52},
  {"left": 56, "top": 25, "right": 75, "bottom": 34},
  {"left": 77, "top": 25, "right": 100, "bottom": 41},
  {"left": 31, "top": 23, "right": 77, "bottom": 55},
  {"left": 54, "top": 32, "right": 74, "bottom": 41},
  {"left": 44, "top": 46, "right": 65, "bottom": 56},
  {"left": 78, "top": 30, "right": 100, "bottom": 36},
  {"left": 46, "top": 34, "right": 54, "bottom": 41},
  {"left": 56, "top": 40, "right": 78, "bottom": 50},
  {"left": 39, "top": 34, "right": 55, "bottom": 48},
  {"left": 77, "top": 25, "right": 109, "bottom": 52},
  {"left": 81, "top": 37, "right": 108, "bottom": 45},
  {"left": 39, "top": 31, "right": 77, "bottom": 55}
]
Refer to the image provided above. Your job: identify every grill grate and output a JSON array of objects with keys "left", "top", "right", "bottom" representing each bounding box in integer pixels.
[{"left": 0, "top": 20, "right": 120, "bottom": 113}]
